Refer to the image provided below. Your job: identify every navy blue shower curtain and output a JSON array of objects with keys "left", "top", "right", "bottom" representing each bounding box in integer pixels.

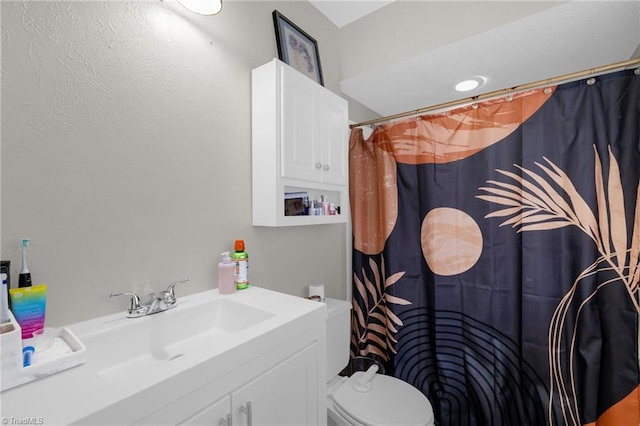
[{"left": 349, "top": 69, "right": 640, "bottom": 425}]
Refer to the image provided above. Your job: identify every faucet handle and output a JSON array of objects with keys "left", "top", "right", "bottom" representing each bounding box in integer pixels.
[
  {"left": 163, "top": 278, "right": 189, "bottom": 305},
  {"left": 167, "top": 278, "right": 189, "bottom": 292},
  {"left": 110, "top": 292, "right": 142, "bottom": 312},
  {"left": 166, "top": 278, "right": 189, "bottom": 295}
]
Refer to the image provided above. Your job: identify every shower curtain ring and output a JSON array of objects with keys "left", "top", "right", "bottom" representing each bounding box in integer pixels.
[
  {"left": 505, "top": 89, "right": 514, "bottom": 102},
  {"left": 471, "top": 96, "right": 479, "bottom": 109}
]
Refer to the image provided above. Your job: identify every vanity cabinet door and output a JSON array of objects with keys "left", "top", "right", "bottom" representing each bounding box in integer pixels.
[
  {"left": 232, "top": 343, "right": 319, "bottom": 426},
  {"left": 180, "top": 395, "right": 231, "bottom": 426},
  {"left": 135, "top": 393, "right": 231, "bottom": 426}
]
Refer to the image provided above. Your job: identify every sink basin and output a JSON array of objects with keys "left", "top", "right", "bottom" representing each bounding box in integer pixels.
[{"left": 79, "top": 294, "right": 275, "bottom": 384}]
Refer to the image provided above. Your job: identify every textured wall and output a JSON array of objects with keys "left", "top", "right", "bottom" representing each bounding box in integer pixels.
[{"left": 1, "top": 1, "right": 348, "bottom": 326}]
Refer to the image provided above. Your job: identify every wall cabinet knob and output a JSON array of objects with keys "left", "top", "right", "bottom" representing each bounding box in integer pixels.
[
  {"left": 323, "top": 164, "right": 330, "bottom": 171},
  {"left": 315, "top": 163, "right": 322, "bottom": 169}
]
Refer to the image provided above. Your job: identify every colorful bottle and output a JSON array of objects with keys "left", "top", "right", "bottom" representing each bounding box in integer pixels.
[
  {"left": 232, "top": 240, "right": 249, "bottom": 290},
  {"left": 217, "top": 252, "right": 236, "bottom": 295}
]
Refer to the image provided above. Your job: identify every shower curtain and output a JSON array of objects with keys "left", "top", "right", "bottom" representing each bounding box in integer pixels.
[{"left": 349, "top": 69, "right": 640, "bottom": 426}]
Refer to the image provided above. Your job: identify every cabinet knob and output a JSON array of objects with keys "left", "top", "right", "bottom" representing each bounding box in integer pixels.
[
  {"left": 315, "top": 163, "right": 322, "bottom": 169},
  {"left": 323, "top": 164, "right": 330, "bottom": 171}
]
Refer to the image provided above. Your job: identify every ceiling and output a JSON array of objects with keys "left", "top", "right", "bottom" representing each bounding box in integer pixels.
[
  {"left": 309, "top": 1, "right": 640, "bottom": 119},
  {"left": 309, "top": 0, "right": 394, "bottom": 28}
]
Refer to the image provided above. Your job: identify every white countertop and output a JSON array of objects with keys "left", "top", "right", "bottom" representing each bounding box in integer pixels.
[{"left": 0, "top": 286, "right": 326, "bottom": 425}]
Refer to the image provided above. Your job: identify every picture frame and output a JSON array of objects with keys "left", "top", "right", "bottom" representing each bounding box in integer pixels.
[{"left": 272, "top": 10, "right": 324, "bottom": 86}]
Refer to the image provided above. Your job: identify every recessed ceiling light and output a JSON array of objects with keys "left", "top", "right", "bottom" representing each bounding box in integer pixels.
[{"left": 454, "top": 76, "right": 486, "bottom": 92}]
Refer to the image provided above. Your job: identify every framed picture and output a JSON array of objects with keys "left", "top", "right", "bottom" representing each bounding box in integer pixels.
[{"left": 272, "top": 10, "right": 324, "bottom": 86}]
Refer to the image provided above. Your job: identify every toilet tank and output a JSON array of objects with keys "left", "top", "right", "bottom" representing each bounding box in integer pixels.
[{"left": 325, "top": 297, "right": 352, "bottom": 381}]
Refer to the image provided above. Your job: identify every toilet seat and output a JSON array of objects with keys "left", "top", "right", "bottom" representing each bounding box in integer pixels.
[{"left": 329, "top": 371, "right": 435, "bottom": 426}]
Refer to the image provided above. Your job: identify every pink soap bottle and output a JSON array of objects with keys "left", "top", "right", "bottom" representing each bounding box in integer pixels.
[{"left": 218, "top": 252, "right": 236, "bottom": 295}]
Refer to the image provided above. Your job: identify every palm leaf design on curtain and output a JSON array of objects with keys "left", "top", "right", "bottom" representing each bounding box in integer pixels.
[
  {"left": 351, "top": 256, "right": 412, "bottom": 361},
  {"left": 477, "top": 145, "right": 640, "bottom": 425}
]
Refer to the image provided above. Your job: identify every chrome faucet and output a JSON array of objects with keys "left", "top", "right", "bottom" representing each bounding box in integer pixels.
[{"left": 110, "top": 278, "right": 189, "bottom": 318}]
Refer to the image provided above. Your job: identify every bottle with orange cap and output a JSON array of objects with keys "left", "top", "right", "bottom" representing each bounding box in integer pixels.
[{"left": 232, "top": 239, "right": 249, "bottom": 290}]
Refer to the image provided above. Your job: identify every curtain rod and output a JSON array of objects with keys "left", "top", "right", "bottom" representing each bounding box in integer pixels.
[{"left": 349, "top": 57, "right": 640, "bottom": 129}]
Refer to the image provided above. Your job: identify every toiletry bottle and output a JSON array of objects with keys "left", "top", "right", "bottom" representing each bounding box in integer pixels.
[
  {"left": 9, "top": 284, "right": 47, "bottom": 339},
  {"left": 1, "top": 261, "right": 11, "bottom": 309},
  {"left": 218, "top": 252, "right": 236, "bottom": 295},
  {"left": 302, "top": 195, "right": 310, "bottom": 215},
  {"left": 1, "top": 273, "right": 10, "bottom": 324},
  {"left": 232, "top": 240, "right": 249, "bottom": 290},
  {"left": 321, "top": 195, "right": 330, "bottom": 215}
]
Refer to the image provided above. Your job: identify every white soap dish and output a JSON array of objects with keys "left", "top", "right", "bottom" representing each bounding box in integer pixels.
[{"left": 1, "top": 317, "right": 86, "bottom": 392}]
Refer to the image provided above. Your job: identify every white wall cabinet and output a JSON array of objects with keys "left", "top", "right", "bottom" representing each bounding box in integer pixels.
[{"left": 252, "top": 59, "right": 349, "bottom": 227}]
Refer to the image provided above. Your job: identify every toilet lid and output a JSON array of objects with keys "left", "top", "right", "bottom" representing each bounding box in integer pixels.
[{"left": 331, "top": 372, "right": 435, "bottom": 426}]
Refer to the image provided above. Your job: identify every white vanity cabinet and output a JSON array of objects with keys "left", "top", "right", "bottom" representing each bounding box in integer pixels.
[
  {"left": 139, "top": 343, "right": 319, "bottom": 426},
  {"left": 252, "top": 58, "right": 349, "bottom": 227},
  {"left": 181, "top": 395, "right": 230, "bottom": 425},
  {"left": 230, "top": 343, "right": 318, "bottom": 426},
  {"left": 0, "top": 287, "right": 327, "bottom": 426}
]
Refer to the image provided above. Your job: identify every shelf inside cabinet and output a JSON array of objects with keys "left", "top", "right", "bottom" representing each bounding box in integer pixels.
[{"left": 284, "top": 186, "right": 343, "bottom": 218}]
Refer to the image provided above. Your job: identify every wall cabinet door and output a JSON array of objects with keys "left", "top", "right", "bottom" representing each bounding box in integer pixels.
[
  {"left": 320, "top": 89, "right": 348, "bottom": 185},
  {"left": 281, "top": 64, "right": 322, "bottom": 183},
  {"left": 280, "top": 64, "right": 348, "bottom": 186},
  {"left": 232, "top": 344, "right": 318, "bottom": 426}
]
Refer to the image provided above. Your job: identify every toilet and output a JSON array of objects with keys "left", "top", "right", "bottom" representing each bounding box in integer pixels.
[{"left": 325, "top": 298, "right": 435, "bottom": 426}]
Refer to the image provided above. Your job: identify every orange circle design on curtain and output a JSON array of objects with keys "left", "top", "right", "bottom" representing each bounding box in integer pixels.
[{"left": 421, "top": 207, "right": 483, "bottom": 276}]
